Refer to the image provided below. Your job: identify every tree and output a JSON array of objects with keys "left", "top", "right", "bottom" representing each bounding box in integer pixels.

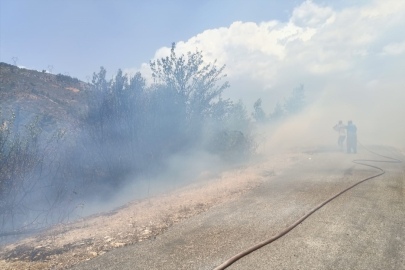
[
  {"left": 252, "top": 98, "right": 267, "bottom": 123},
  {"left": 81, "top": 44, "right": 254, "bottom": 193},
  {"left": 86, "top": 67, "right": 111, "bottom": 144},
  {"left": 269, "top": 102, "right": 284, "bottom": 122},
  {"left": 150, "top": 42, "right": 229, "bottom": 120},
  {"left": 205, "top": 99, "right": 253, "bottom": 162},
  {"left": 84, "top": 67, "right": 148, "bottom": 185},
  {"left": 284, "top": 84, "right": 305, "bottom": 115}
]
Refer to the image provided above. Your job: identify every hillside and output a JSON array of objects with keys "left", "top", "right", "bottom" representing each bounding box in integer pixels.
[{"left": 0, "top": 62, "right": 89, "bottom": 130}]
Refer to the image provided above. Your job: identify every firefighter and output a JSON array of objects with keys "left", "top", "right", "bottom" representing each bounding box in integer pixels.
[
  {"left": 333, "top": 120, "right": 346, "bottom": 151},
  {"left": 345, "top": 120, "right": 357, "bottom": 154}
]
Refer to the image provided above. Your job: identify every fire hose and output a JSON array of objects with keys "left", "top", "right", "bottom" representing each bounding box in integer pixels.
[{"left": 213, "top": 142, "right": 402, "bottom": 270}]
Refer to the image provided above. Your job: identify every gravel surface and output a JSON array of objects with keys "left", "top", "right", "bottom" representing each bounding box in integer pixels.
[{"left": 67, "top": 146, "right": 405, "bottom": 270}]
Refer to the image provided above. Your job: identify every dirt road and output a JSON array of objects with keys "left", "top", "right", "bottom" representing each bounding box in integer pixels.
[{"left": 68, "top": 146, "right": 404, "bottom": 270}]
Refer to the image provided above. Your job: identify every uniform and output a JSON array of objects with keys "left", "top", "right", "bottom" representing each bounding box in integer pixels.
[
  {"left": 333, "top": 123, "right": 346, "bottom": 150},
  {"left": 345, "top": 123, "right": 357, "bottom": 154}
]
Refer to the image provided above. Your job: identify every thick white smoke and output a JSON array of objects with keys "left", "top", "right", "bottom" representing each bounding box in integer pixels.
[{"left": 126, "top": 0, "right": 405, "bottom": 149}]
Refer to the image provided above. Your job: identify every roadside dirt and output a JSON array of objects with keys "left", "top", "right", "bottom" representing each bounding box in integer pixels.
[{"left": 0, "top": 152, "right": 301, "bottom": 270}]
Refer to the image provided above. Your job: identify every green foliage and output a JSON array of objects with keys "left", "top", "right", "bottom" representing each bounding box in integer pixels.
[
  {"left": 150, "top": 43, "right": 229, "bottom": 121},
  {"left": 56, "top": 73, "right": 79, "bottom": 85},
  {"left": 150, "top": 43, "right": 229, "bottom": 93}
]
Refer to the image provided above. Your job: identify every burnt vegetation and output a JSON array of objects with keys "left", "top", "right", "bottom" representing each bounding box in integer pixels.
[{"left": 0, "top": 43, "right": 305, "bottom": 238}]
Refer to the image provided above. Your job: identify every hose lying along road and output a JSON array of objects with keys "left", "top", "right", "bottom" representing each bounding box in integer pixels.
[{"left": 213, "top": 143, "right": 402, "bottom": 270}]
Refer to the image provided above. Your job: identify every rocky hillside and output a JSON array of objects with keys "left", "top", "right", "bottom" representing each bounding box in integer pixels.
[{"left": 0, "top": 62, "right": 89, "bottom": 130}]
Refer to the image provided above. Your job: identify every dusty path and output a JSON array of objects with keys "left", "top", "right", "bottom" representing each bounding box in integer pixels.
[{"left": 67, "top": 146, "right": 404, "bottom": 270}]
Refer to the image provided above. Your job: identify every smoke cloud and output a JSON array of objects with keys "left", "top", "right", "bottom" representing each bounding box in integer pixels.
[{"left": 126, "top": 0, "right": 405, "bottom": 148}]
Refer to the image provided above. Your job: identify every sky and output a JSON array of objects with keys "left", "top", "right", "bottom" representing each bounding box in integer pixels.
[
  {"left": 1, "top": 0, "right": 300, "bottom": 78},
  {"left": 2, "top": 0, "right": 356, "bottom": 79},
  {"left": 1, "top": 0, "right": 405, "bottom": 147}
]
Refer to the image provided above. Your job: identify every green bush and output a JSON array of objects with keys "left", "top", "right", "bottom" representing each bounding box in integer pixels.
[{"left": 56, "top": 73, "right": 79, "bottom": 85}]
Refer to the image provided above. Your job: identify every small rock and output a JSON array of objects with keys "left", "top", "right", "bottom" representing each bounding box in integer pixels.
[
  {"left": 89, "top": 252, "right": 97, "bottom": 257},
  {"left": 112, "top": 242, "right": 125, "bottom": 248}
]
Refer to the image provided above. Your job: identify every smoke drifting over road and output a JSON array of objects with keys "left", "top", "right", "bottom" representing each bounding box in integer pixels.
[{"left": 2, "top": 0, "right": 405, "bottom": 240}]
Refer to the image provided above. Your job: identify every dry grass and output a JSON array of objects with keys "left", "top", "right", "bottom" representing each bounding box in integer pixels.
[{"left": 65, "top": 87, "right": 79, "bottom": 93}]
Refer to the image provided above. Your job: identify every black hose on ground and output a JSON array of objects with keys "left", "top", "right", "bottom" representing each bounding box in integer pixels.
[{"left": 213, "top": 143, "right": 402, "bottom": 270}]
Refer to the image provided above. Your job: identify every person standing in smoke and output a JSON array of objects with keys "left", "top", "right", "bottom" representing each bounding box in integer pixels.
[
  {"left": 333, "top": 120, "right": 346, "bottom": 151},
  {"left": 345, "top": 120, "right": 357, "bottom": 154}
]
